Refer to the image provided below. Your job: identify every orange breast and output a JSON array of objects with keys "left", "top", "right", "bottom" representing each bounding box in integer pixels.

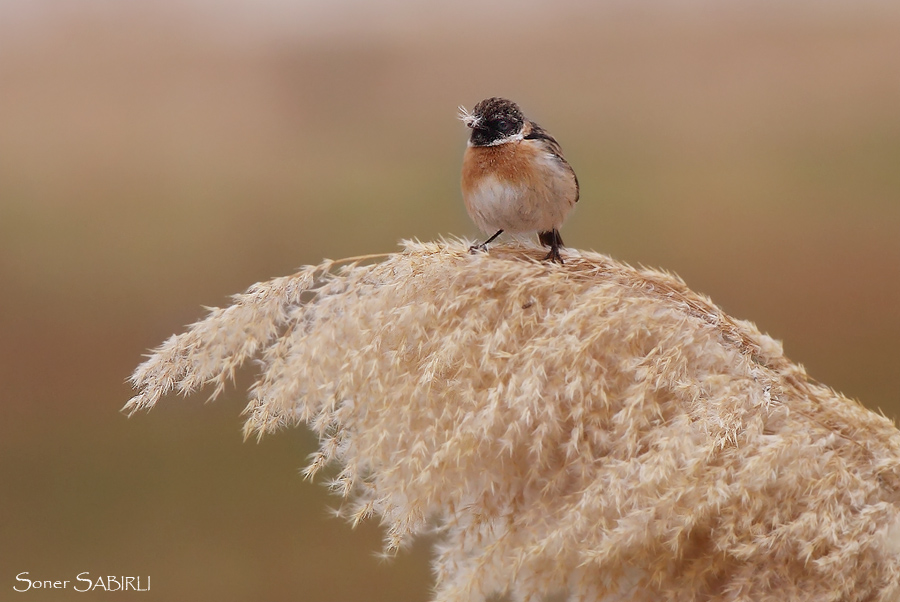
[
  {"left": 461, "top": 142, "right": 541, "bottom": 196},
  {"left": 461, "top": 139, "right": 577, "bottom": 235}
]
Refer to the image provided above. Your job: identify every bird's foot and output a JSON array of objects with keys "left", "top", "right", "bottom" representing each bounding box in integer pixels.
[{"left": 543, "top": 246, "right": 564, "bottom": 264}]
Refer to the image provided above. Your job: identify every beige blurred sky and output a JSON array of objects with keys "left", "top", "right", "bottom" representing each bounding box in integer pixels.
[{"left": 4, "top": 0, "right": 899, "bottom": 43}]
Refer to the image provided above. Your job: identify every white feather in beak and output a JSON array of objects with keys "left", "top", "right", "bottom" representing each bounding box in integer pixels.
[{"left": 458, "top": 105, "right": 481, "bottom": 129}]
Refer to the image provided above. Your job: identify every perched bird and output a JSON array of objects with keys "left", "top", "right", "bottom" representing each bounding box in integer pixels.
[{"left": 460, "top": 97, "right": 579, "bottom": 263}]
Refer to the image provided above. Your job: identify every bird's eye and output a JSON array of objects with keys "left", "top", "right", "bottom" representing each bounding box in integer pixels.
[{"left": 495, "top": 120, "right": 509, "bottom": 133}]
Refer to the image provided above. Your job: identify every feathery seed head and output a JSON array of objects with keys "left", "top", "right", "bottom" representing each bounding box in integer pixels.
[{"left": 126, "top": 239, "right": 900, "bottom": 601}]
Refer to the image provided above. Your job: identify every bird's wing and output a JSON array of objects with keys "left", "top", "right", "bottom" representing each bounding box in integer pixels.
[{"left": 524, "top": 121, "right": 580, "bottom": 203}]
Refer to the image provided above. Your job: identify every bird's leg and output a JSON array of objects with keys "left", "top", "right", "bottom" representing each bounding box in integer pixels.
[
  {"left": 469, "top": 229, "right": 503, "bottom": 254},
  {"left": 539, "top": 229, "right": 564, "bottom": 264},
  {"left": 544, "top": 243, "right": 563, "bottom": 264}
]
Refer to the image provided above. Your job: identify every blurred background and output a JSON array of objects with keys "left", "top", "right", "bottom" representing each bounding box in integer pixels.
[{"left": 2, "top": 0, "right": 898, "bottom": 600}]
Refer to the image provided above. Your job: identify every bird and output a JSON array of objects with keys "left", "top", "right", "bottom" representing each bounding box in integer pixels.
[{"left": 459, "top": 97, "right": 579, "bottom": 263}]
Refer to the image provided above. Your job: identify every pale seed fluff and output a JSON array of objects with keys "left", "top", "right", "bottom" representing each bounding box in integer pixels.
[
  {"left": 458, "top": 104, "right": 480, "bottom": 129},
  {"left": 125, "top": 239, "right": 900, "bottom": 602}
]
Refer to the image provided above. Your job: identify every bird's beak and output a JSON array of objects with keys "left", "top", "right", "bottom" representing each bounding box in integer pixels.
[{"left": 458, "top": 105, "right": 481, "bottom": 129}]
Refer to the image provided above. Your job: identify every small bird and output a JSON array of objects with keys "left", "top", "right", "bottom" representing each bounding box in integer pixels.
[{"left": 460, "top": 97, "right": 579, "bottom": 263}]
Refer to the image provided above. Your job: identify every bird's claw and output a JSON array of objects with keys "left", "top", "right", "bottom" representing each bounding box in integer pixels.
[{"left": 543, "top": 247, "right": 564, "bottom": 264}]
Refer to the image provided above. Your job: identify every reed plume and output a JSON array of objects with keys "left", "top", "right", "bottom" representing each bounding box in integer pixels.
[{"left": 126, "top": 239, "right": 900, "bottom": 602}]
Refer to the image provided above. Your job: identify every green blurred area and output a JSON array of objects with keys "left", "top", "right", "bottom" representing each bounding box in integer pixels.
[{"left": 1, "top": 4, "right": 899, "bottom": 601}]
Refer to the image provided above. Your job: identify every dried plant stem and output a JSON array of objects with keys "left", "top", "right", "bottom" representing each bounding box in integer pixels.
[{"left": 127, "top": 239, "right": 900, "bottom": 602}]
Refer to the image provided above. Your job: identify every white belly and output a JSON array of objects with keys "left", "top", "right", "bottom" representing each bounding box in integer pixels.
[{"left": 465, "top": 171, "right": 574, "bottom": 235}]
